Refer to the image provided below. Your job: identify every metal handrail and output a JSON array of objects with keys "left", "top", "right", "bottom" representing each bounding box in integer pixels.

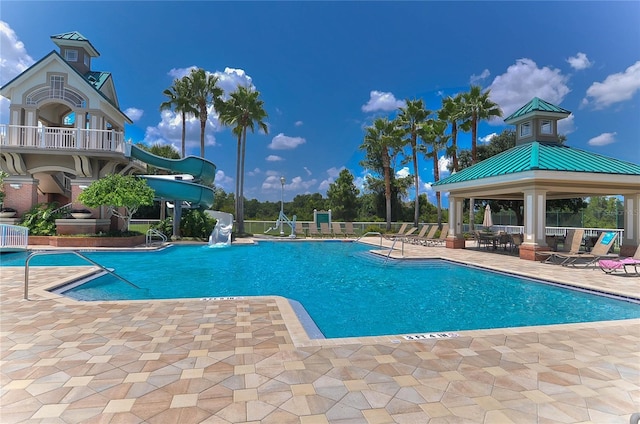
[
  {"left": 355, "top": 231, "right": 385, "bottom": 248},
  {"left": 24, "top": 250, "right": 140, "bottom": 300},
  {"left": 385, "top": 236, "right": 405, "bottom": 261},
  {"left": 146, "top": 228, "right": 167, "bottom": 245}
]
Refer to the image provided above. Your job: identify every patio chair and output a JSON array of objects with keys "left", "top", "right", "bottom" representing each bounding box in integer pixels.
[
  {"left": 555, "top": 231, "right": 619, "bottom": 267},
  {"left": 320, "top": 222, "right": 333, "bottom": 238},
  {"left": 509, "top": 233, "right": 523, "bottom": 254},
  {"left": 399, "top": 226, "right": 418, "bottom": 241},
  {"left": 405, "top": 225, "right": 430, "bottom": 244},
  {"left": 538, "top": 229, "right": 584, "bottom": 263},
  {"left": 425, "top": 224, "right": 449, "bottom": 246},
  {"left": 332, "top": 222, "right": 346, "bottom": 238},
  {"left": 598, "top": 245, "right": 640, "bottom": 275},
  {"left": 344, "top": 222, "right": 357, "bottom": 238}
]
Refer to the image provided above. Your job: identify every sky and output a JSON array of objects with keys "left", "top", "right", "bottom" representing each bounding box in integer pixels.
[{"left": 1, "top": 1, "right": 639, "bottom": 205}]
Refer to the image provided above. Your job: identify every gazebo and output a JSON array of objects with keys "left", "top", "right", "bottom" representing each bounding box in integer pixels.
[{"left": 433, "top": 98, "right": 640, "bottom": 260}]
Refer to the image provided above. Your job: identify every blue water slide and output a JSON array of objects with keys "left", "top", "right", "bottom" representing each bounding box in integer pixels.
[{"left": 126, "top": 144, "right": 216, "bottom": 208}]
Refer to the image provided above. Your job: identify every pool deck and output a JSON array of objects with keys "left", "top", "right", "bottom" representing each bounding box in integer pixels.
[{"left": 1, "top": 239, "right": 639, "bottom": 423}]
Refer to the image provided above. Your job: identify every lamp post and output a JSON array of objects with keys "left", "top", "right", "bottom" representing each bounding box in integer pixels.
[{"left": 280, "top": 176, "right": 285, "bottom": 236}]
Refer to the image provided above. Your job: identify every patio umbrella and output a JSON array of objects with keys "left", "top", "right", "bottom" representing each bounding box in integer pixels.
[{"left": 482, "top": 204, "right": 493, "bottom": 229}]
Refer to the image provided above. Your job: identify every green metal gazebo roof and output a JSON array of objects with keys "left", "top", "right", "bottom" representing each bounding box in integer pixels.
[
  {"left": 504, "top": 97, "right": 571, "bottom": 123},
  {"left": 433, "top": 141, "right": 640, "bottom": 186}
]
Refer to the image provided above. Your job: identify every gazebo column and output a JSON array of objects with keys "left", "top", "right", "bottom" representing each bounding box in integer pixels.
[
  {"left": 445, "top": 195, "right": 465, "bottom": 249},
  {"left": 621, "top": 193, "right": 640, "bottom": 257},
  {"left": 520, "top": 188, "right": 550, "bottom": 260}
]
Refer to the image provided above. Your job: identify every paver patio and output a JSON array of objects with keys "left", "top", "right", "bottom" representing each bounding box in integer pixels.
[{"left": 1, "top": 239, "right": 639, "bottom": 423}]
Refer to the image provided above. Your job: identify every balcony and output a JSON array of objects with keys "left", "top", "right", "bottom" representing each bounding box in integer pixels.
[{"left": 0, "top": 124, "right": 125, "bottom": 153}]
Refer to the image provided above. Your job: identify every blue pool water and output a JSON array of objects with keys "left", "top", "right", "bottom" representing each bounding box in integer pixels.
[{"left": 2, "top": 242, "right": 639, "bottom": 338}]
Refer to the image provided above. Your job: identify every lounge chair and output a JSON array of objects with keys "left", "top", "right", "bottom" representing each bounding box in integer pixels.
[
  {"left": 399, "top": 226, "right": 418, "bottom": 241},
  {"left": 412, "top": 225, "right": 437, "bottom": 245},
  {"left": 344, "top": 222, "right": 357, "bottom": 238},
  {"left": 386, "top": 223, "right": 408, "bottom": 239},
  {"left": 405, "top": 225, "right": 430, "bottom": 244},
  {"left": 424, "top": 224, "right": 449, "bottom": 246},
  {"left": 308, "top": 224, "right": 321, "bottom": 238},
  {"left": 295, "top": 222, "right": 307, "bottom": 238},
  {"left": 538, "top": 229, "right": 584, "bottom": 263},
  {"left": 555, "top": 231, "right": 618, "bottom": 267},
  {"left": 332, "top": 222, "right": 346, "bottom": 238},
  {"left": 320, "top": 222, "right": 333, "bottom": 238},
  {"left": 598, "top": 245, "right": 640, "bottom": 275}
]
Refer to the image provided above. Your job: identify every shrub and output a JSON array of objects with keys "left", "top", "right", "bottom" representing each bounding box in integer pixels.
[
  {"left": 180, "top": 209, "right": 216, "bottom": 240},
  {"left": 19, "top": 203, "right": 66, "bottom": 235}
]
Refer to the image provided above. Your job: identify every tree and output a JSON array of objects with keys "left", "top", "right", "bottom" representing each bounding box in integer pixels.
[
  {"left": 78, "top": 174, "right": 155, "bottom": 231},
  {"left": 160, "top": 77, "right": 195, "bottom": 158},
  {"left": 420, "top": 119, "right": 450, "bottom": 226},
  {"left": 397, "top": 98, "right": 430, "bottom": 227},
  {"left": 327, "top": 169, "right": 360, "bottom": 221},
  {"left": 187, "top": 68, "right": 224, "bottom": 158},
  {"left": 218, "top": 86, "right": 268, "bottom": 234},
  {"left": 360, "top": 117, "right": 404, "bottom": 230},
  {"left": 461, "top": 85, "right": 502, "bottom": 230},
  {"left": 438, "top": 94, "right": 466, "bottom": 172}
]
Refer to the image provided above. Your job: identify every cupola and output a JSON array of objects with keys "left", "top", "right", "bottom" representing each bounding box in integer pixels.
[
  {"left": 50, "top": 31, "right": 100, "bottom": 75},
  {"left": 503, "top": 97, "right": 571, "bottom": 146}
]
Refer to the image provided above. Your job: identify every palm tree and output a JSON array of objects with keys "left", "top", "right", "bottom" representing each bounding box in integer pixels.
[
  {"left": 420, "top": 119, "right": 450, "bottom": 226},
  {"left": 461, "top": 85, "right": 503, "bottom": 230},
  {"left": 397, "top": 99, "right": 430, "bottom": 227},
  {"left": 438, "top": 94, "right": 465, "bottom": 172},
  {"left": 160, "top": 77, "right": 195, "bottom": 158},
  {"left": 218, "top": 86, "right": 268, "bottom": 234},
  {"left": 360, "top": 117, "right": 404, "bottom": 231},
  {"left": 187, "top": 68, "right": 224, "bottom": 158},
  {"left": 462, "top": 85, "right": 503, "bottom": 163}
]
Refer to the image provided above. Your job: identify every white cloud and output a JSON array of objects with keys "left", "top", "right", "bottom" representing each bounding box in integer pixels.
[
  {"left": 470, "top": 69, "right": 490, "bottom": 85},
  {"left": 488, "top": 58, "right": 571, "bottom": 122},
  {"left": 588, "top": 132, "right": 617, "bottom": 147},
  {"left": 303, "top": 167, "right": 312, "bottom": 176},
  {"left": 582, "top": 61, "right": 640, "bottom": 109},
  {"left": 124, "top": 107, "right": 143, "bottom": 122},
  {"left": 143, "top": 108, "right": 220, "bottom": 154},
  {"left": 361, "top": 90, "right": 405, "bottom": 113},
  {"left": 295, "top": 121, "right": 303, "bottom": 127},
  {"left": 558, "top": 113, "right": 576, "bottom": 135},
  {"left": 396, "top": 167, "right": 410, "bottom": 178},
  {"left": 247, "top": 168, "right": 261, "bottom": 176},
  {"left": 438, "top": 156, "right": 451, "bottom": 175},
  {"left": 266, "top": 155, "right": 283, "bottom": 162},
  {"left": 214, "top": 170, "right": 233, "bottom": 190},
  {"left": 268, "top": 133, "right": 306, "bottom": 150},
  {"left": 326, "top": 166, "right": 344, "bottom": 178},
  {"left": 566, "top": 52, "right": 593, "bottom": 70},
  {"left": 479, "top": 132, "right": 497, "bottom": 144},
  {"left": 0, "top": 22, "right": 35, "bottom": 123},
  {"left": 262, "top": 174, "right": 317, "bottom": 192}
]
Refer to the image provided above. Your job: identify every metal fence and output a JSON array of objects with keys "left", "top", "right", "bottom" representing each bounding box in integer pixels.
[{"left": 0, "top": 224, "right": 29, "bottom": 252}]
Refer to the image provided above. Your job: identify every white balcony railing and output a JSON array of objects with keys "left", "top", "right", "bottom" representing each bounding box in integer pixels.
[
  {"left": 0, "top": 124, "right": 125, "bottom": 153},
  {"left": 0, "top": 224, "right": 29, "bottom": 252}
]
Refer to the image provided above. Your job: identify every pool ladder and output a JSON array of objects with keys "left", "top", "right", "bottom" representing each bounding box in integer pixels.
[
  {"left": 355, "top": 231, "right": 405, "bottom": 261},
  {"left": 24, "top": 250, "right": 140, "bottom": 300},
  {"left": 146, "top": 229, "right": 167, "bottom": 245}
]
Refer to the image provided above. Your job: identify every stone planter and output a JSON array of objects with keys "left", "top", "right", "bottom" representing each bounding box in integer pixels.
[
  {"left": 70, "top": 212, "right": 92, "bottom": 219},
  {"left": 0, "top": 211, "right": 17, "bottom": 218}
]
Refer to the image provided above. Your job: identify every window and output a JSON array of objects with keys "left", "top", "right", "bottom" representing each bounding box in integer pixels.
[
  {"left": 84, "top": 54, "right": 90, "bottom": 67},
  {"left": 520, "top": 121, "right": 531, "bottom": 137},
  {"left": 540, "top": 120, "right": 552, "bottom": 134},
  {"left": 50, "top": 75, "right": 64, "bottom": 98},
  {"left": 65, "top": 49, "right": 78, "bottom": 62}
]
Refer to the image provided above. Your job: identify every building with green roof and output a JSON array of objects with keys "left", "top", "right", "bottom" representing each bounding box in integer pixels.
[{"left": 433, "top": 98, "right": 640, "bottom": 260}]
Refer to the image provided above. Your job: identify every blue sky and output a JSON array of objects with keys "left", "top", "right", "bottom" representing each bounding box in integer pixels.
[{"left": 1, "top": 1, "right": 639, "bottom": 204}]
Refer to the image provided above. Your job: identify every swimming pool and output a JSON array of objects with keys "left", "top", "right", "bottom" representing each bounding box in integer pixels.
[{"left": 3, "top": 242, "right": 639, "bottom": 338}]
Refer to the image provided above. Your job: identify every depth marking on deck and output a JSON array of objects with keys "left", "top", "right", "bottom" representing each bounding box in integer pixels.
[
  {"left": 402, "top": 332, "right": 459, "bottom": 340},
  {"left": 200, "top": 296, "right": 242, "bottom": 301}
]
